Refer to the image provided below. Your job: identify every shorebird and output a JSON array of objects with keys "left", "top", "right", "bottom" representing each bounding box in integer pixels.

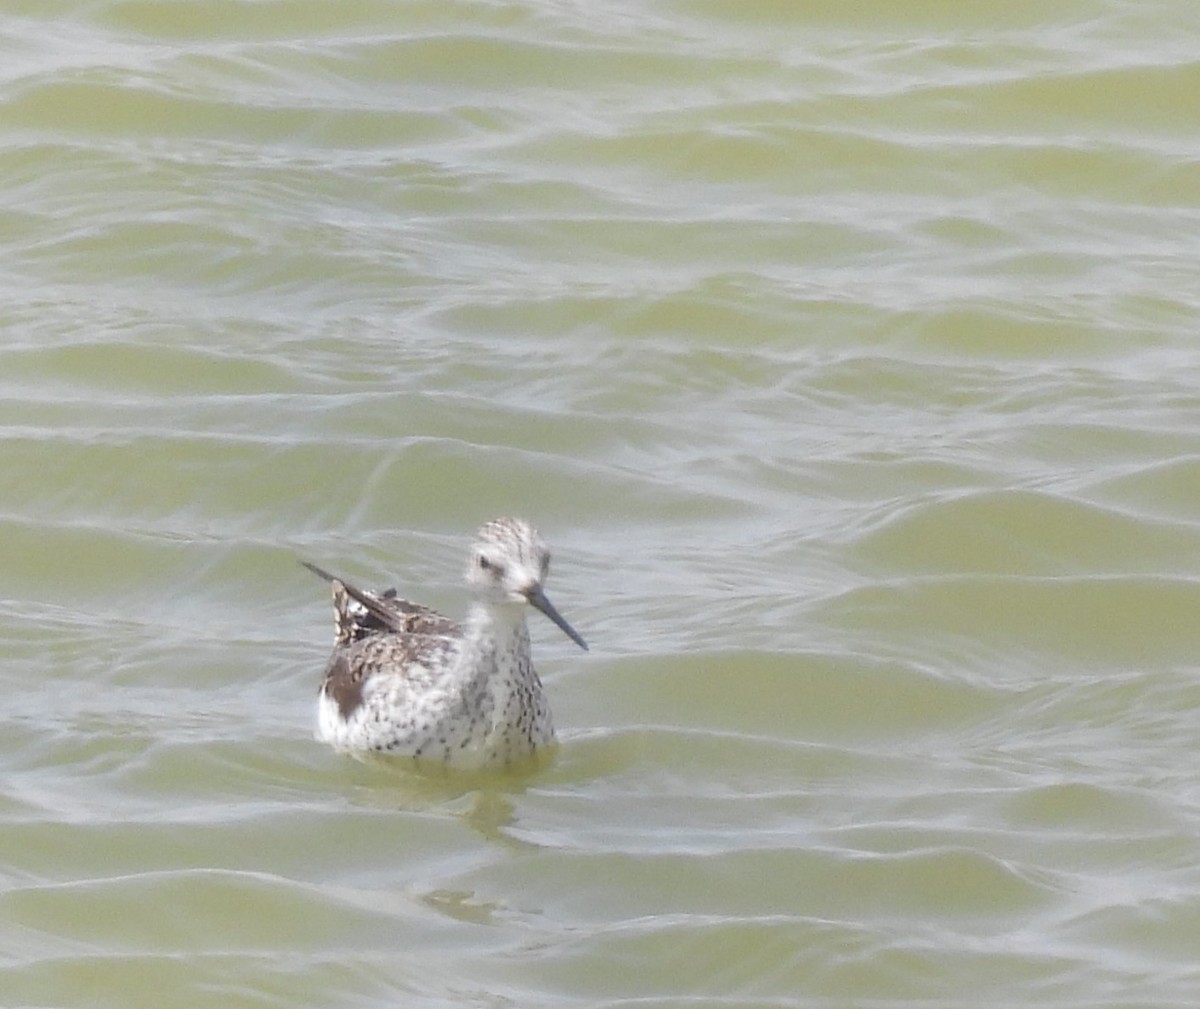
[{"left": 304, "top": 518, "right": 588, "bottom": 768}]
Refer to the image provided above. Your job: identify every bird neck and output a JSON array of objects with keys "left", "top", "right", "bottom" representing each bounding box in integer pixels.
[
  {"left": 462, "top": 599, "right": 530, "bottom": 672},
  {"left": 457, "top": 601, "right": 536, "bottom": 740}
]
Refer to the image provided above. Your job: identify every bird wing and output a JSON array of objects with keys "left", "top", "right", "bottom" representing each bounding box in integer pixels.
[
  {"left": 319, "top": 622, "right": 461, "bottom": 720},
  {"left": 301, "top": 560, "right": 459, "bottom": 646}
]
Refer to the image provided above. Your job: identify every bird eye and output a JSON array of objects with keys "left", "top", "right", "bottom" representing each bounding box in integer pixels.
[{"left": 478, "top": 555, "right": 491, "bottom": 570}]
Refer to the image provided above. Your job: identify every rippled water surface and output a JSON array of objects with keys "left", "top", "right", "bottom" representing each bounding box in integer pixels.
[{"left": 3, "top": 2, "right": 1200, "bottom": 1006}]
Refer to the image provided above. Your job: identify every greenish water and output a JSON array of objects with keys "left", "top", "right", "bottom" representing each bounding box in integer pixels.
[{"left": 3, "top": 2, "right": 1200, "bottom": 1007}]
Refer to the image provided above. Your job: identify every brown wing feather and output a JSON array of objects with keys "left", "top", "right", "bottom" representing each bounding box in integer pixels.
[
  {"left": 318, "top": 600, "right": 462, "bottom": 719},
  {"left": 302, "top": 560, "right": 459, "bottom": 645}
]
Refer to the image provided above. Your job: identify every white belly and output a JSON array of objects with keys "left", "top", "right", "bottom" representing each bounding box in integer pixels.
[{"left": 316, "top": 680, "right": 555, "bottom": 768}]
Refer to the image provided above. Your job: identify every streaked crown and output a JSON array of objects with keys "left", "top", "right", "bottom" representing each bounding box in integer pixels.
[{"left": 466, "top": 517, "right": 550, "bottom": 603}]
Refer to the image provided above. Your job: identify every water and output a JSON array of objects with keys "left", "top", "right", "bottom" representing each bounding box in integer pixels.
[{"left": 2, "top": 1, "right": 1200, "bottom": 1006}]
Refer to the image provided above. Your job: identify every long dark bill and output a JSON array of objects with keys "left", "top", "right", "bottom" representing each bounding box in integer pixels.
[{"left": 526, "top": 585, "right": 589, "bottom": 651}]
